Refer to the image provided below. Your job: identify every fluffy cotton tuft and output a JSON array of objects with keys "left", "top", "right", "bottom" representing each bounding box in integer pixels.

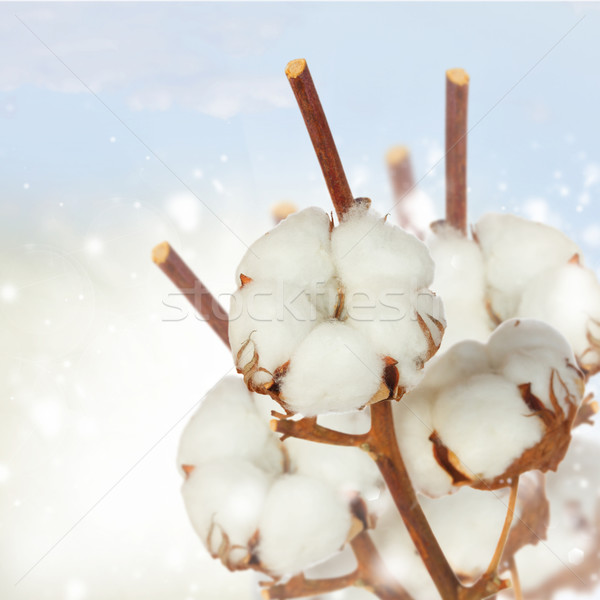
[
  {"left": 229, "top": 280, "right": 317, "bottom": 388},
  {"left": 394, "top": 319, "right": 584, "bottom": 497},
  {"left": 177, "top": 377, "right": 284, "bottom": 475},
  {"left": 235, "top": 207, "right": 336, "bottom": 299},
  {"left": 257, "top": 474, "right": 352, "bottom": 575},
  {"left": 331, "top": 206, "right": 435, "bottom": 293},
  {"left": 474, "top": 213, "right": 580, "bottom": 321},
  {"left": 427, "top": 223, "right": 492, "bottom": 349},
  {"left": 517, "top": 263, "right": 600, "bottom": 373},
  {"left": 182, "top": 459, "right": 272, "bottom": 568},
  {"left": 280, "top": 321, "right": 385, "bottom": 415}
]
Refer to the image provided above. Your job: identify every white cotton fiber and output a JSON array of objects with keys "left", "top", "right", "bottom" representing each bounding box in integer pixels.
[
  {"left": 474, "top": 213, "right": 580, "bottom": 320},
  {"left": 518, "top": 263, "right": 600, "bottom": 366},
  {"left": 428, "top": 224, "right": 492, "bottom": 349},
  {"left": 433, "top": 374, "right": 545, "bottom": 482},
  {"left": 393, "top": 389, "right": 455, "bottom": 498},
  {"left": 182, "top": 458, "right": 272, "bottom": 565},
  {"left": 283, "top": 436, "right": 382, "bottom": 498},
  {"left": 331, "top": 206, "right": 435, "bottom": 293},
  {"left": 235, "top": 207, "right": 336, "bottom": 300},
  {"left": 344, "top": 287, "right": 444, "bottom": 389},
  {"left": 229, "top": 280, "right": 319, "bottom": 387},
  {"left": 421, "top": 486, "right": 512, "bottom": 577},
  {"left": 177, "top": 377, "right": 284, "bottom": 475},
  {"left": 280, "top": 321, "right": 384, "bottom": 415},
  {"left": 487, "top": 319, "right": 581, "bottom": 411},
  {"left": 395, "top": 188, "right": 437, "bottom": 240},
  {"left": 257, "top": 474, "right": 352, "bottom": 575}
]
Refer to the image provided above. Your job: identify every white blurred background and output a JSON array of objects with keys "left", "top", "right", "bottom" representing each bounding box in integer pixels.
[{"left": 1, "top": 2, "right": 599, "bottom": 599}]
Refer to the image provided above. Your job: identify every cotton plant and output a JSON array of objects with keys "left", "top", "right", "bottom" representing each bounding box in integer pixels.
[{"left": 153, "top": 60, "right": 599, "bottom": 600}]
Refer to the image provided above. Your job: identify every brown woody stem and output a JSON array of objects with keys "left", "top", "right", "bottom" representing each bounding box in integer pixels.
[
  {"left": 484, "top": 478, "right": 520, "bottom": 578},
  {"left": 271, "top": 416, "right": 369, "bottom": 448},
  {"left": 387, "top": 145, "right": 416, "bottom": 201},
  {"left": 369, "top": 401, "right": 461, "bottom": 600},
  {"left": 261, "top": 571, "right": 359, "bottom": 600},
  {"left": 286, "top": 59, "right": 355, "bottom": 220},
  {"left": 445, "top": 68, "right": 469, "bottom": 235},
  {"left": 152, "top": 241, "right": 230, "bottom": 348}
]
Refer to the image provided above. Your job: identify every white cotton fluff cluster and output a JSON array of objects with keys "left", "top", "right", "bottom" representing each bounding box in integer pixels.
[
  {"left": 514, "top": 435, "right": 600, "bottom": 596},
  {"left": 230, "top": 205, "right": 445, "bottom": 415},
  {"left": 177, "top": 377, "right": 285, "bottom": 475},
  {"left": 394, "top": 319, "right": 584, "bottom": 497},
  {"left": 179, "top": 377, "right": 353, "bottom": 575},
  {"left": 427, "top": 222, "right": 493, "bottom": 350},
  {"left": 472, "top": 213, "right": 600, "bottom": 373}
]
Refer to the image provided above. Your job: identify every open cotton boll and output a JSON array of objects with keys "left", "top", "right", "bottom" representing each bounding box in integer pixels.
[
  {"left": 474, "top": 213, "right": 580, "bottom": 320},
  {"left": 182, "top": 458, "right": 272, "bottom": 568},
  {"left": 229, "top": 280, "right": 318, "bottom": 389},
  {"left": 518, "top": 263, "right": 600, "bottom": 374},
  {"left": 331, "top": 206, "right": 435, "bottom": 292},
  {"left": 258, "top": 474, "right": 352, "bottom": 575},
  {"left": 433, "top": 374, "right": 545, "bottom": 483},
  {"left": 177, "top": 377, "right": 284, "bottom": 475},
  {"left": 283, "top": 437, "right": 382, "bottom": 499},
  {"left": 235, "top": 207, "right": 336, "bottom": 299},
  {"left": 280, "top": 321, "right": 385, "bottom": 415},
  {"left": 428, "top": 225, "right": 492, "bottom": 349}
]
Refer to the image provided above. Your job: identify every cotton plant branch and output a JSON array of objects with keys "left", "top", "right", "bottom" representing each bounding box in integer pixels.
[
  {"left": 285, "top": 59, "right": 355, "bottom": 221},
  {"left": 152, "top": 242, "right": 230, "bottom": 348},
  {"left": 445, "top": 68, "right": 469, "bottom": 235}
]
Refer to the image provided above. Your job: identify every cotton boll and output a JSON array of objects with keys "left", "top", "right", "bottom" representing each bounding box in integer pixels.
[
  {"left": 433, "top": 374, "right": 545, "bottom": 482},
  {"left": 177, "top": 377, "right": 284, "bottom": 475},
  {"left": 235, "top": 207, "right": 336, "bottom": 300},
  {"left": 318, "top": 409, "right": 372, "bottom": 435},
  {"left": 280, "top": 321, "right": 384, "bottom": 415},
  {"left": 518, "top": 263, "right": 600, "bottom": 374},
  {"left": 229, "top": 280, "right": 319, "bottom": 389},
  {"left": 395, "top": 188, "right": 437, "bottom": 240},
  {"left": 258, "top": 474, "right": 352, "bottom": 575},
  {"left": 283, "top": 437, "right": 382, "bottom": 499},
  {"left": 474, "top": 213, "right": 580, "bottom": 320},
  {"left": 331, "top": 207, "right": 435, "bottom": 293},
  {"left": 182, "top": 459, "right": 272, "bottom": 567},
  {"left": 393, "top": 389, "right": 455, "bottom": 498},
  {"left": 345, "top": 287, "right": 445, "bottom": 389}
]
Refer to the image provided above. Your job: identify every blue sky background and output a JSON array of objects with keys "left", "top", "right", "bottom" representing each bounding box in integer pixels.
[{"left": 2, "top": 3, "right": 600, "bottom": 600}]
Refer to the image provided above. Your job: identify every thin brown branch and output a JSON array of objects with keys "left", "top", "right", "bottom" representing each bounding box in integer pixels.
[
  {"left": 485, "top": 478, "right": 520, "bottom": 578},
  {"left": 351, "top": 530, "right": 415, "bottom": 600},
  {"left": 286, "top": 58, "right": 354, "bottom": 220},
  {"left": 152, "top": 241, "right": 230, "bottom": 348},
  {"left": 368, "top": 401, "right": 461, "bottom": 600},
  {"left": 271, "top": 416, "right": 369, "bottom": 448},
  {"left": 261, "top": 571, "right": 359, "bottom": 600},
  {"left": 445, "top": 68, "right": 470, "bottom": 235}
]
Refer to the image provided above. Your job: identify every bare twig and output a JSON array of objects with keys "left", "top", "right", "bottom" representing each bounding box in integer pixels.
[
  {"left": 445, "top": 68, "right": 470, "bottom": 234},
  {"left": 387, "top": 145, "right": 415, "bottom": 201},
  {"left": 262, "top": 571, "right": 359, "bottom": 599},
  {"left": 286, "top": 59, "right": 355, "bottom": 220},
  {"left": 152, "top": 241, "right": 230, "bottom": 348},
  {"left": 271, "top": 416, "right": 369, "bottom": 448}
]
